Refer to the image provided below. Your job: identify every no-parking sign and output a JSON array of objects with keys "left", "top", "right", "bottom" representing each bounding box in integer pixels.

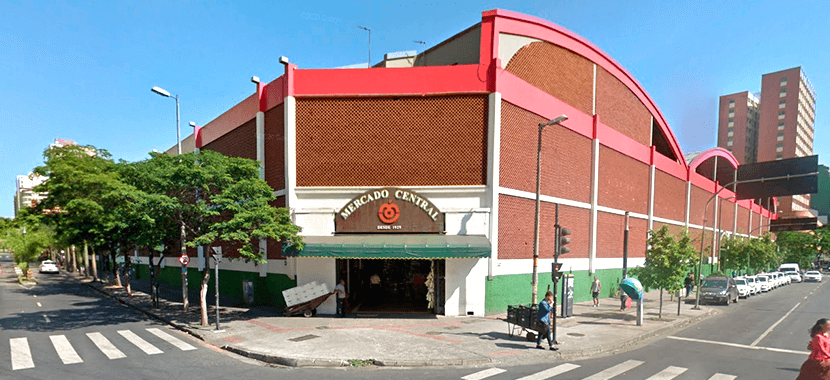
[{"left": 179, "top": 255, "right": 190, "bottom": 266}]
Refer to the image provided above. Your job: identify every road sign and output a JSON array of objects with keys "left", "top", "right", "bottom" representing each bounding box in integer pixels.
[
  {"left": 736, "top": 155, "right": 818, "bottom": 200},
  {"left": 769, "top": 217, "right": 819, "bottom": 232},
  {"left": 179, "top": 255, "right": 190, "bottom": 266}
]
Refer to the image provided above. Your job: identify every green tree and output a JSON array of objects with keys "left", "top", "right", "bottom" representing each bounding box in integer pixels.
[
  {"left": 777, "top": 230, "right": 821, "bottom": 269},
  {"left": 5, "top": 213, "right": 53, "bottom": 280},
  {"left": 33, "top": 144, "right": 122, "bottom": 281},
  {"left": 130, "top": 150, "right": 303, "bottom": 326},
  {"left": 630, "top": 226, "right": 697, "bottom": 318}
]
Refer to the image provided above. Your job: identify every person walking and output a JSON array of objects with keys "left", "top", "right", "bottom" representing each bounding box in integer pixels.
[
  {"left": 798, "top": 318, "right": 830, "bottom": 380},
  {"left": 334, "top": 279, "right": 347, "bottom": 318},
  {"left": 685, "top": 273, "right": 694, "bottom": 297},
  {"left": 535, "top": 291, "right": 557, "bottom": 351},
  {"left": 591, "top": 276, "right": 601, "bottom": 307}
]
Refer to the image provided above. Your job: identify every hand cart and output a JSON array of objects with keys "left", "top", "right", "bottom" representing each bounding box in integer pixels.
[
  {"left": 505, "top": 304, "right": 540, "bottom": 342},
  {"left": 282, "top": 281, "right": 333, "bottom": 317}
]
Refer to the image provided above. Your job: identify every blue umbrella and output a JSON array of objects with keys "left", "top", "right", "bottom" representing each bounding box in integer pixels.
[{"left": 620, "top": 278, "right": 644, "bottom": 300}]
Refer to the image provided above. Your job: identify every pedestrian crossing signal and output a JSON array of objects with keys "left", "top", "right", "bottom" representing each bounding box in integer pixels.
[{"left": 551, "top": 262, "right": 563, "bottom": 281}]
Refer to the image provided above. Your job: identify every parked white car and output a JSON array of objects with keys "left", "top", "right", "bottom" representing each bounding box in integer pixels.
[
  {"left": 804, "top": 270, "right": 823, "bottom": 282},
  {"left": 757, "top": 275, "right": 771, "bottom": 292},
  {"left": 787, "top": 271, "right": 803, "bottom": 283},
  {"left": 39, "top": 260, "right": 60, "bottom": 274},
  {"left": 746, "top": 276, "right": 760, "bottom": 295},
  {"left": 779, "top": 272, "right": 791, "bottom": 285},
  {"left": 734, "top": 277, "right": 752, "bottom": 298}
]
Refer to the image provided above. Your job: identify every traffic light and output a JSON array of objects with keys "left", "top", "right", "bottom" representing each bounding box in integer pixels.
[
  {"left": 551, "top": 262, "right": 563, "bottom": 281},
  {"left": 555, "top": 226, "right": 572, "bottom": 257}
]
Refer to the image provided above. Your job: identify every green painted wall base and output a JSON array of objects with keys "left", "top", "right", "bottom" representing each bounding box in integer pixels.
[
  {"left": 134, "top": 264, "right": 296, "bottom": 308},
  {"left": 484, "top": 266, "right": 718, "bottom": 315}
]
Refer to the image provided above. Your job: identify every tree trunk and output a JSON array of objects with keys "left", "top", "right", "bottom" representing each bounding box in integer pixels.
[
  {"left": 149, "top": 251, "right": 157, "bottom": 307},
  {"left": 91, "top": 249, "right": 98, "bottom": 281},
  {"left": 83, "top": 242, "right": 90, "bottom": 278},
  {"left": 124, "top": 250, "right": 132, "bottom": 297},
  {"left": 112, "top": 250, "right": 122, "bottom": 287},
  {"left": 659, "top": 289, "right": 663, "bottom": 319},
  {"left": 70, "top": 246, "right": 77, "bottom": 273},
  {"left": 200, "top": 258, "right": 211, "bottom": 326}
]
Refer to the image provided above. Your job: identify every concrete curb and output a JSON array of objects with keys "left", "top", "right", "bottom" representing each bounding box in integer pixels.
[
  {"left": 73, "top": 273, "right": 720, "bottom": 368},
  {"left": 554, "top": 307, "right": 719, "bottom": 362}
]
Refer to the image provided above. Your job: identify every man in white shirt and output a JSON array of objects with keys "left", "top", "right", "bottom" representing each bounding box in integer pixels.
[
  {"left": 591, "top": 276, "right": 601, "bottom": 307},
  {"left": 334, "top": 279, "right": 347, "bottom": 317}
]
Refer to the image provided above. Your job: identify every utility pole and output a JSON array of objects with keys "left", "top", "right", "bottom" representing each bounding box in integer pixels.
[{"left": 357, "top": 26, "right": 371, "bottom": 67}]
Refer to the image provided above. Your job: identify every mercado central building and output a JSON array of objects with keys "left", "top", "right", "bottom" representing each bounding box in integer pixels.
[{"left": 141, "top": 10, "right": 776, "bottom": 316}]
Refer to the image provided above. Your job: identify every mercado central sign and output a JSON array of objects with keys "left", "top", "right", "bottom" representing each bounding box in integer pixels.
[{"left": 335, "top": 188, "right": 444, "bottom": 234}]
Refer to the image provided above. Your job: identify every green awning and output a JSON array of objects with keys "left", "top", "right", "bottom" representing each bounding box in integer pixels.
[{"left": 283, "top": 234, "right": 491, "bottom": 259}]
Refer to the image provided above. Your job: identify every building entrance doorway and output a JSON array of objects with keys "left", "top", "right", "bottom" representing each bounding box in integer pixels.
[{"left": 336, "top": 258, "right": 444, "bottom": 314}]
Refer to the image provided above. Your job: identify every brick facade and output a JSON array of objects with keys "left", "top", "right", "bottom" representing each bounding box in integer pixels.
[
  {"left": 598, "top": 146, "right": 649, "bottom": 214},
  {"left": 500, "top": 101, "right": 592, "bottom": 203},
  {"left": 595, "top": 67, "right": 652, "bottom": 147},
  {"left": 653, "top": 169, "right": 687, "bottom": 220},
  {"left": 264, "top": 104, "right": 285, "bottom": 191},
  {"left": 505, "top": 41, "right": 593, "bottom": 116},
  {"left": 497, "top": 194, "right": 590, "bottom": 260},
  {"left": 202, "top": 117, "right": 256, "bottom": 160},
  {"left": 295, "top": 96, "right": 488, "bottom": 187}
]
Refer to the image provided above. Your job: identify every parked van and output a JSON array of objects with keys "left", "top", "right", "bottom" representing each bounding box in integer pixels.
[{"left": 779, "top": 263, "right": 802, "bottom": 274}]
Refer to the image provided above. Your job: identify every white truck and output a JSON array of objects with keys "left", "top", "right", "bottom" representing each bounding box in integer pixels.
[{"left": 779, "top": 263, "right": 802, "bottom": 282}]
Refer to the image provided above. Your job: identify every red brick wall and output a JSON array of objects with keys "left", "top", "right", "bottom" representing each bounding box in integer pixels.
[
  {"left": 598, "top": 146, "right": 648, "bottom": 214},
  {"left": 295, "top": 96, "right": 488, "bottom": 187},
  {"left": 653, "top": 169, "right": 686, "bottom": 221},
  {"left": 264, "top": 104, "right": 285, "bottom": 191},
  {"left": 737, "top": 206, "right": 750, "bottom": 234},
  {"left": 716, "top": 198, "right": 736, "bottom": 234},
  {"left": 504, "top": 41, "right": 593, "bottom": 116},
  {"left": 596, "top": 67, "right": 652, "bottom": 147},
  {"left": 266, "top": 196, "right": 287, "bottom": 259},
  {"left": 689, "top": 185, "right": 714, "bottom": 226},
  {"left": 596, "top": 212, "right": 647, "bottom": 259},
  {"left": 203, "top": 118, "right": 256, "bottom": 160},
  {"left": 498, "top": 194, "right": 590, "bottom": 260},
  {"left": 500, "top": 101, "right": 592, "bottom": 203}
]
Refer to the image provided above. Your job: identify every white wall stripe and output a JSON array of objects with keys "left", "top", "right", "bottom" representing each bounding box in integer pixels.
[
  {"left": 515, "top": 363, "right": 580, "bottom": 380},
  {"left": 146, "top": 328, "right": 196, "bottom": 351},
  {"left": 10, "top": 337, "right": 34, "bottom": 370},
  {"left": 645, "top": 366, "right": 686, "bottom": 380},
  {"left": 461, "top": 367, "right": 507, "bottom": 380},
  {"left": 118, "top": 330, "right": 163, "bottom": 355},
  {"left": 50, "top": 335, "right": 83, "bottom": 365},
  {"left": 87, "top": 332, "right": 126, "bottom": 359},
  {"left": 582, "top": 359, "right": 644, "bottom": 380}
]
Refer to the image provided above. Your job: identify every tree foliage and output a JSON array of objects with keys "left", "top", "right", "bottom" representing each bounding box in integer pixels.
[
  {"left": 720, "top": 234, "right": 779, "bottom": 274},
  {"left": 630, "top": 226, "right": 697, "bottom": 318},
  {"left": 776, "top": 228, "right": 829, "bottom": 270},
  {"left": 5, "top": 211, "right": 53, "bottom": 277}
]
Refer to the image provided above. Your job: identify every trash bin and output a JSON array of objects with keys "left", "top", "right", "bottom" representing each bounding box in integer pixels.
[{"left": 242, "top": 280, "right": 254, "bottom": 305}]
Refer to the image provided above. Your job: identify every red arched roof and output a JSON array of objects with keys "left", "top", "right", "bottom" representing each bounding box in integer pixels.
[
  {"left": 482, "top": 9, "right": 686, "bottom": 166},
  {"left": 687, "top": 148, "right": 739, "bottom": 171}
]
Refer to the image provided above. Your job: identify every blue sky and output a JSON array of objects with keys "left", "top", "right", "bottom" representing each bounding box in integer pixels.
[{"left": 1, "top": 0, "right": 828, "bottom": 218}]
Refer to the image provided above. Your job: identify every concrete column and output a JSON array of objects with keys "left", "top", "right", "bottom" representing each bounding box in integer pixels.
[
  {"left": 648, "top": 146, "right": 656, "bottom": 232},
  {"left": 733, "top": 171, "right": 738, "bottom": 235},
  {"left": 256, "top": 111, "right": 267, "bottom": 277},
  {"left": 486, "top": 92, "right": 501, "bottom": 280},
  {"left": 711, "top": 157, "right": 719, "bottom": 263},
  {"left": 748, "top": 207, "right": 753, "bottom": 237},
  {"left": 685, "top": 181, "right": 692, "bottom": 231},
  {"left": 588, "top": 115, "right": 600, "bottom": 274},
  {"left": 284, "top": 96, "right": 298, "bottom": 211}
]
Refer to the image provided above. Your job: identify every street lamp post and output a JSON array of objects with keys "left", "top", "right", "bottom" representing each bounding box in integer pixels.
[
  {"left": 150, "top": 86, "right": 181, "bottom": 155},
  {"left": 357, "top": 26, "right": 371, "bottom": 66},
  {"left": 531, "top": 115, "right": 568, "bottom": 305}
]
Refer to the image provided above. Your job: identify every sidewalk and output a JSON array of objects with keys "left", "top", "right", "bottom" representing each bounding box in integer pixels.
[{"left": 74, "top": 272, "right": 717, "bottom": 368}]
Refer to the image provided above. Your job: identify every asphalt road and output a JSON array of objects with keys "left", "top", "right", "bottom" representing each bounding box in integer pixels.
[{"left": 1, "top": 253, "right": 824, "bottom": 380}]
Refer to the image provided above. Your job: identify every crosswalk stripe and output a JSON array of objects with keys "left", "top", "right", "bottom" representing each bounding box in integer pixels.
[
  {"left": 462, "top": 367, "right": 507, "bottom": 380},
  {"left": 582, "top": 359, "right": 645, "bottom": 379},
  {"left": 118, "top": 330, "right": 163, "bottom": 355},
  {"left": 146, "top": 328, "right": 196, "bottom": 351},
  {"left": 708, "top": 375, "right": 737, "bottom": 380},
  {"left": 645, "top": 366, "right": 687, "bottom": 380},
  {"left": 87, "top": 332, "right": 127, "bottom": 360},
  {"left": 49, "top": 335, "right": 83, "bottom": 365},
  {"left": 516, "top": 363, "right": 580, "bottom": 380},
  {"left": 10, "top": 338, "right": 34, "bottom": 370}
]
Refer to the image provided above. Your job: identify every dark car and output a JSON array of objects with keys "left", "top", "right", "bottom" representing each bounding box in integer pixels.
[{"left": 699, "top": 275, "right": 738, "bottom": 305}]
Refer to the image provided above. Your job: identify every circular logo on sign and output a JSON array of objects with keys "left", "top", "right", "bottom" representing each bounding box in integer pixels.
[{"left": 378, "top": 201, "right": 400, "bottom": 224}]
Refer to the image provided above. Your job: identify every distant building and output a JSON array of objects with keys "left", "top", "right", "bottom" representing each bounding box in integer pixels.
[
  {"left": 717, "top": 67, "right": 817, "bottom": 213},
  {"left": 13, "top": 139, "right": 77, "bottom": 217}
]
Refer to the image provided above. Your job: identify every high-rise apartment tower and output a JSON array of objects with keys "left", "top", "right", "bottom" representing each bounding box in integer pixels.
[{"left": 717, "top": 67, "right": 816, "bottom": 213}]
